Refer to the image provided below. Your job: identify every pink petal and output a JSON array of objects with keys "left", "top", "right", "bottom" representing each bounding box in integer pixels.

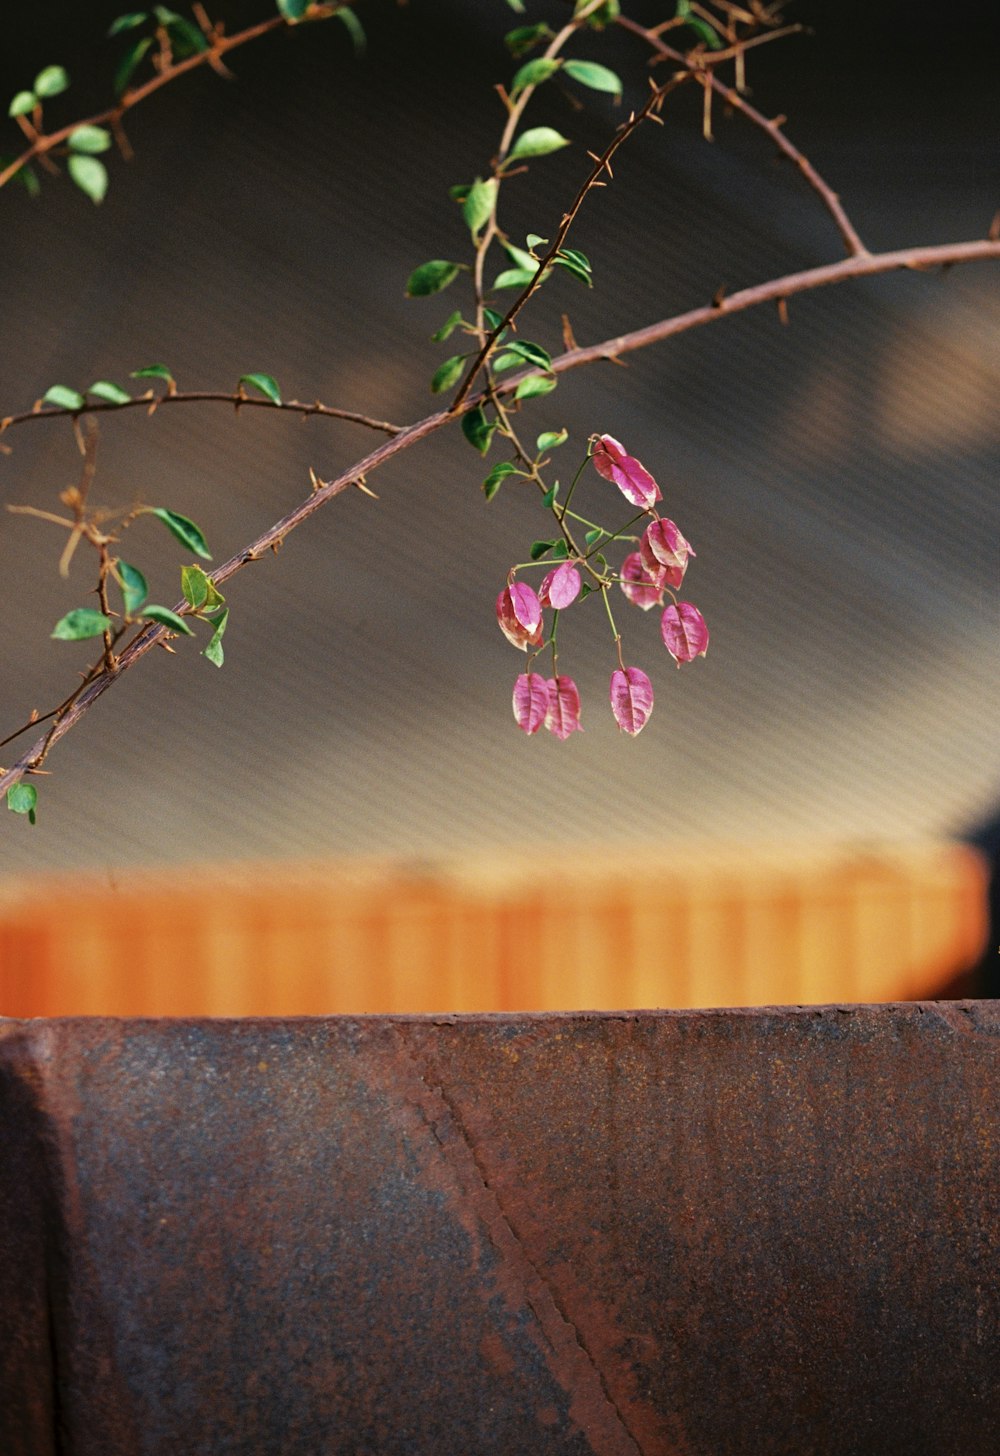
[
  {"left": 638, "top": 531, "right": 686, "bottom": 589},
  {"left": 620, "top": 551, "right": 666, "bottom": 611},
  {"left": 643, "top": 518, "right": 694, "bottom": 571},
  {"left": 592, "top": 434, "right": 661, "bottom": 510},
  {"left": 544, "top": 676, "right": 582, "bottom": 739},
  {"left": 538, "top": 562, "right": 581, "bottom": 610},
  {"left": 512, "top": 673, "right": 549, "bottom": 734},
  {"left": 609, "top": 666, "right": 654, "bottom": 736},
  {"left": 496, "top": 582, "right": 543, "bottom": 651},
  {"left": 660, "top": 602, "right": 710, "bottom": 664}
]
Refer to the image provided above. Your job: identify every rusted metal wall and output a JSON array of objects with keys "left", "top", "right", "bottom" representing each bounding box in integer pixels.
[{"left": 2, "top": 1005, "right": 998, "bottom": 1454}]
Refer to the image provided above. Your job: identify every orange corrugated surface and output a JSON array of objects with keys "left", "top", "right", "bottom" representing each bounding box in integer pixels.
[{"left": 0, "top": 843, "right": 987, "bottom": 1016}]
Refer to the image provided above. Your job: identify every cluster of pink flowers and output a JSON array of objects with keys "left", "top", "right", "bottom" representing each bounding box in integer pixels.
[{"left": 497, "top": 434, "right": 708, "bottom": 738}]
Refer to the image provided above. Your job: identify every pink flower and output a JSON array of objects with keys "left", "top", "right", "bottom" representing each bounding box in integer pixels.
[
  {"left": 538, "top": 561, "right": 581, "bottom": 610},
  {"left": 496, "top": 581, "right": 543, "bottom": 651},
  {"left": 660, "top": 602, "right": 709, "bottom": 664},
  {"left": 592, "top": 434, "right": 661, "bottom": 510},
  {"left": 642, "top": 517, "right": 694, "bottom": 574},
  {"left": 609, "top": 665, "right": 654, "bottom": 735},
  {"left": 512, "top": 673, "right": 548, "bottom": 734},
  {"left": 544, "top": 675, "right": 582, "bottom": 739},
  {"left": 619, "top": 551, "right": 670, "bottom": 611}
]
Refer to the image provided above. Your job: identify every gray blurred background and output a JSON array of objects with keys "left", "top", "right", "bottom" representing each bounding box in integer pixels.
[{"left": 1, "top": 0, "right": 997, "bottom": 874}]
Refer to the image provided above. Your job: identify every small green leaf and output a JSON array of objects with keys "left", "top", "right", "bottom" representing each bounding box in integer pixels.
[
  {"left": 592, "top": 552, "right": 608, "bottom": 571},
  {"left": 507, "top": 127, "right": 572, "bottom": 163},
  {"left": 143, "top": 507, "right": 211, "bottom": 560},
  {"left": 131, "top": 362, "right": 174, "bottom": 385},
  {"left": 114, "top": 559, "right": 148, "bottom": 616},
  {"left": 448, "top": 182, "right": 471, "bottom": 203},
  {"left": 34, "top": 66, "right": 69, "bottom": 99},
  {"left": 562, "top": 59, "right": 622, "bottom": 95},
  {"left": 142, "top": 604, "right": 194, "bottom": 635},
  {"left": 483, "top": 308, "right": 505, "bottom": 332},
  {"left": 461, "top": 406, "right": 496, "bottom": 456},
  {"left": 155, "top": 9, "right": 207, "bottom": 54},
  {"left": 482, "top": 461, "right": 521, "bottom": 500},
  {"left": 525, "top": 233, "right": 548, "bottom": 251},
  {"left": 585, "top": 528, "right": 603, "bottom": 546},
  {"left": 202, "top": 607, "right": 229, "bottom": 667},
  {"left": 554, "top": 249, "right": 593, "bottom": 287},
  {"left": 540, "top": 483, "right": 559, "bottom": 508},
  {"left": 491, "top": 353, "right": 523, "bottom": 374},
  {"left": 537, "top": 429, "right": 568, "bottom": 452},
  {"left": 504, "top": 23, "right": 553, "bottom": 57},
  {"left": 505, "top": 0, "right": 526, "bottom": 12},
  {"left": 88, "top": 380, "right": 131, "bottom": 404},
  {"left": 493, "top": 267, "right": 538, "bottom": 291},
  {"left": 52, "top": 608, "right": 112, "bottom": 641},
  {"left": 530, "top": 539, "right": 555, "bottom": 561},
  {"left": 463, "top": 176, "right": 498, "bottom": 239},
  {"left": 68, "top": 125, "right": 112, "bottom": 154},
  {"left": 17, "top": 164, "right": 40, "bottom": 198},
  {"left": 181, "top": 564, "right": 224, "bottom": 612},
  {"left": 578, "top": 0, "right": 620, "bottom": 26},
  {"left": 405, "top": 259, "right": 462, "bottom": 298},
  {"left": 8, "top": 92, "right": 37, "bottom": 118},
  {"left": 7, "top": 783, "right": 38, "bottom": 824},
  {"left": 336, "top": 7, "right": 366, "bottom": 55},
  {"left": 42, "top": 385, "right": 86, "bottom": 411},
  {"left": 239, "top": 372, "right": 282, "bottom": 405},
  {"left": 430, "top": 354, "right": 467, "bottom": 394},
  {"left": 501, "top": 340, "right": 552, "bottom": 371},
  {"left": 514, "top": 373, "right": 558, "bottom": 401},
  {"left": 684, "top": 14, "right": 722, "bottom": 48},
  {"left": 277, "top": 0, "right": 310, "bottom": 18},
  {"left": 114, "top": 36, "right": 153, "bottom": 94},
  {"left": 510, "top": 57, "right": 562, "bottom": 98},
  {"left": 68, "top": 155, "right": 108, "bottom": 205},
  {"left": 551, "top": 539, "right": 570, "bottom": 561},
  {"left": 108, "top": 13, "right": 150, "bottom": 37},
  {"left": 431, "top": 310, "right": 465, "bottom": 343}
]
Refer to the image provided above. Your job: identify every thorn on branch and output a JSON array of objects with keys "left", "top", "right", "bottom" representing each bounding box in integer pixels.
[
  {"left": 989, "top": 211, "right": 1000, "bottom": 242},
  {"left": 712, "top": 284, "right": 728, "bottom": 308},
  {"left": 777, "top": 296, "right": 789, "bottom": 325}
]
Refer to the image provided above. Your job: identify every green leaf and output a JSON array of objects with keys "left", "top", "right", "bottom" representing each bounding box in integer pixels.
[
  {"left": 142, "top": 604, "right": 194, "bottom": 635},
  {"left": 68, "top": 155, "right": 108, "bottom": 205},
  {"left": 114, "top": 559, "right": 148, "bottom": 616},
  {"left": 504, "top": 23, "right": 553, "bottom": 57},
  {"left": 277, "top": 0, "right": 310, "bottom": 18},
  {"left": 505, "top": 0, "right": 526, "bottom": 12},
  {"left": 88, "top": 380, "right": 131, "bottom": 404},
  {"left": 530, "top": 539, "right": 555, "bottom": 561},
  {"left": 7, "top": 783, "right": 38, "bottom": 824},
  {"left": 131, "top": 362, "right": 174, "bottom": 385},
  {"left": 181, "top": 564, "right": 224, "bottom": 612},
  {"left": 16, "top": 163, "right": 40, "bottom": 198},
  {"left": 562, "top": 59, "right": 622, "bottom": 95},
  {"left": 405, "top": 259, "right": 462, "bottom": 298},
  {"left": 114, "top": 36, "right": 153, "bottom": 94},
  {"left": 431, "top": 310, "right": 465, "bottom": 343},
  {"left": 585, "top": 527, "right": 603, "bottom": 546},
  {"left": 8, "top": 91, "right": 37, "bottom": 118},
  {"left": 510, "top": 57, "right": 562, "bottom": 98},
  {"left": 143, "top": 507, "right": 212, "bottom": 560},
  {"left": 335, "top": 7, "right": 366, "bottom": 54},
  {"left": 683, "top": 14, "right": 722, "bottom": 48},
  {"left": 202, "top": 607, "right": 229, "bottom": 667},
  {"left": 34, "top": 66, "right": 69, "bottom": 99},
  {"left": 42, "top": 385, "right": 85, "bottom": 411},
  {"left": 462, "top": 176, "right": 498, "bottom": 239},
  {"left": 537, "top": 429, "right": 568, "bottom": 452},
  {"left": 490, "top": 353, "right": 523, "bottom": 374},
  {"left": 68, "top": 125, "right": 112, "bottom": 154},
  {"left": 592, "top": 552, "right": 608, "bottom": 571},
  {"left": 154, "top": 8, "right": 207, "bottom": 54},
  {"left": 430, "top": 354, "right": 467, "bottom": 394},
  {"left": 578, "top": 0, "right": 620, "bottom": 26},
  {"left": 461, "top": 406, "right": 496, "bottom": 456},
  {"left": 507, "top": 127, "right": 572, "bottom": 163},
  {"left": 551, "top": 539, "right": 570, "bottom": 561},
  {"left": 482, "top": 308, "right": 505, "bottom": 332},
  {"left": 493, "top": 267, "right": 538, "bottom": 291},
  {"left": 239, "top": 372, "right": 282, "bottom": 405},
  {"left": 447, "top": 182, "right": 471, "bottom": 204},
  {"left": 501, "top": 339, "right": 552, "bottom": 371},
  {"left": 482, "top": 460, "right": 521, "bottom": 500},
  {"left": 525, "top": 233, "right": 548, "bottom": 251},
  {"left": 108, "top": 13, "right": 150, "bottom": 37},
  {"left": 514, "top": 373, "right": 558, "bottom": 400},
  {"left": 554, "top": 249, "right": 593, "bottom": 287},
  {"left": 52, "top": 608, "right": 112, "bottom": 641},
  {"left": 540, "top": 483, "right": 558, "bottom": 508}
]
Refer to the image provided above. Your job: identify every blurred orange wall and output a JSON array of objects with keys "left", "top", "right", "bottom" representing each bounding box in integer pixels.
[{"left": 0, "top": 842, "right": 988, "bottom": 1017}]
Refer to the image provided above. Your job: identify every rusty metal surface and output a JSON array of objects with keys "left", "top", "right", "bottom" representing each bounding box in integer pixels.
[{"left": 1, "top": 1004, "right": 998, "bottom": 1455}]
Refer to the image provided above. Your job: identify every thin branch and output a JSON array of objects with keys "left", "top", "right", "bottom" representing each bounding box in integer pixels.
[
  {"left": 616, "top": 14, "right": 868, "bottom": 257},
  {"left": 0, "top": 391, "right": 401, "bottom": 441},
  {"left": 3, "top": 235, "right": 998, "bottom": 797}
]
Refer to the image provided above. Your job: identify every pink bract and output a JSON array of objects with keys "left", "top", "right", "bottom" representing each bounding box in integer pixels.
[
  {"left": 496, "top": 581, "right": 543, "bottom": 651},
  {"left": 642, "top": 517, "right": 694, "bottom": 572},
  {"left": 620, "top": 551, "right": 669, "bottom": 611},
  {"left": 538, "top": 562, "right": 582, "bottom": 610},
  {"left": 592, "top": 434, "right": 661, "bottom": 510},
  {"left": 661, "top": 602, "right": 710, "bottom": 664},
  {"left": 512, "top": 673, "right": 549, "bottom": 734},
  {"left": 609, "top": 665, "right": 654, "bottom": 736},
  {"left": 544, "top": 675, "right": 582, "bottom": 739}
]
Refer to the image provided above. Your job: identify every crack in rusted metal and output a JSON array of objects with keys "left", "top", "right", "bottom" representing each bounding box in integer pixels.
[{"left": 393, "top": 1028, "right": 646, "bottom": 1456}]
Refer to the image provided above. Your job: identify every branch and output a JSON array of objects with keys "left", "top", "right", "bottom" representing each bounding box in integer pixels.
[
  {"left": 3, "top": 235, "right": 998, "bottom": 798},
  {"left": 617, "top": 14, "right": 868, "bottom": 257}
]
